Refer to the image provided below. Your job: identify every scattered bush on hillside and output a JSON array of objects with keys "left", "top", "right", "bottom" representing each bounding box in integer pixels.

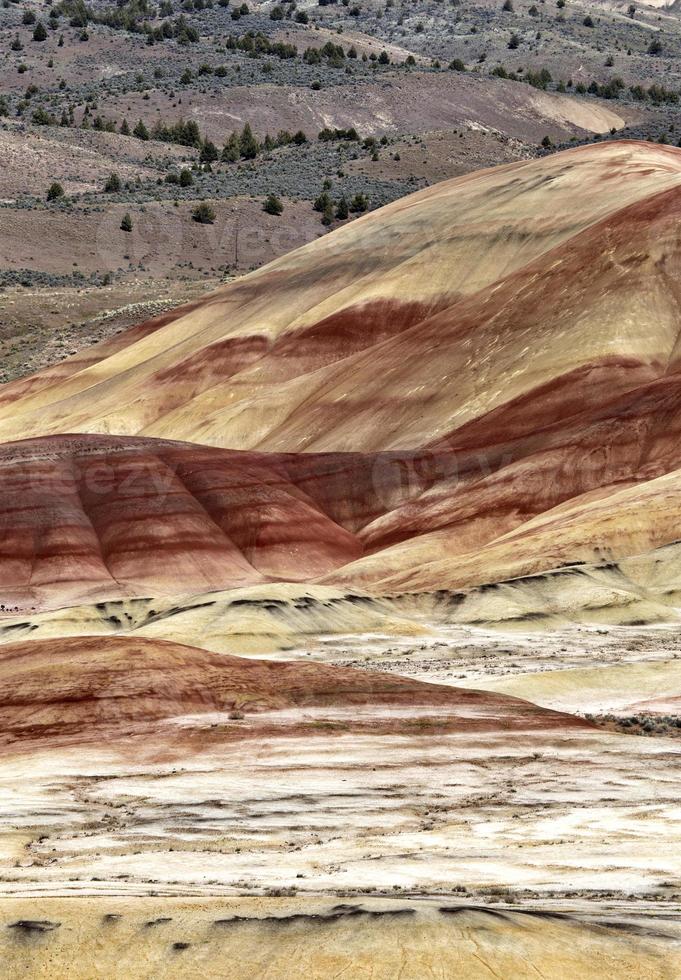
[
  {"left": 492, "top": 65, "right": 514, "bottom": 79},
  {"left": 226, "top": 31, "right": 297, "bottom": 59},
  {"left": 151, "top": 118, "right": 201, "bottom": 147},
  {"left": 200, "top": 139, "right": 219, "bottom": 162},
  {"left": 47, "top": 181, "right": 65, "bottom": 201},
  {"left": 55, "top": 0, "right": 201, "bottom": 43},
  {"left": 32, "top": 106, "right": 56, "bottom": 125},
  {"left": 192, "top": 202, "right": 216, "bottom": 223},
  {"left": 263, "top": 192, "right": 283, "bottom": 215},
  {"left": 304, "top": 41, "right": 345, "bottom": 66},
  {"left": 133, "top": 119, "right": 150, "bottom": 140},
  {"left": 90, "top": 115, "right": 117, "bottom": 131},
  {"left": 240, "top": 122, "right": 259, "bottom": 159},
  {"left": 525, "top": 67, "right": 552, "bottom": 89},
  {"left": 321, "top": 200, "right": 334, "bottom": 224},
  {"left": 221, "top": 132, "right": 240, "bottom": 162},
  {"left": 313, "top": 190, "right": 332, "bottom": 212}
]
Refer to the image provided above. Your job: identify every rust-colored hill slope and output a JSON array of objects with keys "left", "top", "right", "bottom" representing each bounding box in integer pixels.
[
  {"left": 4, "top": 422, "right": 681, "bottom": 617},
  {"left": 0, "top": 635, "right": 591, "bottom": 747},
  {"left": 0, "top": 434, "right": 365, "bottom": 610}
]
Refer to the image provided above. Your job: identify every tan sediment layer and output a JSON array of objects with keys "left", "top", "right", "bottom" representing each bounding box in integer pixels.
[{"left": 0, "top": 896, "right": 677, "bottom": 980}]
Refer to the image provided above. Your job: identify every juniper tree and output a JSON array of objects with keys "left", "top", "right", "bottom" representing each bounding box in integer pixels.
[
  {"left": 133, "top": 119, "right": 149, "bottom": 140},
  {"left": 240, "top": 122, "right": 259, "bottom": 159},
  {"left": 222, "top": 132, "right": 240, "bottom": 162},
  {"left": 104, "top": 172, "right": 122, "bottom": 192}
]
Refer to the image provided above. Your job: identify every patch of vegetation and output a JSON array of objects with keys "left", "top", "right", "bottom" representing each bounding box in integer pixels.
[
  {"left": 104, "top": 172, "right": 122, "bottom": 193},
  {"left": 585, "top": 712, "right": 681, "bottom": 738},
  {"left": 318, "top": 126, "right": 360, "bottom": 142},
  {"left": 226, "top": 30, "right": 297, "bottom": 59}
]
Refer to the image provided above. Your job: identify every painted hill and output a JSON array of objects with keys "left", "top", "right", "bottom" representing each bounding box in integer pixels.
[
  {"left": 2, "top": 141, "right": 681, "bottom": 452},
  {"left": 3, "top": 142, "right": 681, "bottom": 620}
]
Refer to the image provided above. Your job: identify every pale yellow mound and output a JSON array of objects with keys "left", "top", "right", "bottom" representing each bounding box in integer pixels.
[{"left": 457, "top": 659, "right": 681, "bottom": 714}]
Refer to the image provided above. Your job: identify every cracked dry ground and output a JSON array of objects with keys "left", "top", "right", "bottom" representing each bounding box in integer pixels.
[
  {"left": 2, "top": 724, "right": 679, "bottom": 898},
  {"left": 0, "top": 719, "right": 680, "bottom": 976}
]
